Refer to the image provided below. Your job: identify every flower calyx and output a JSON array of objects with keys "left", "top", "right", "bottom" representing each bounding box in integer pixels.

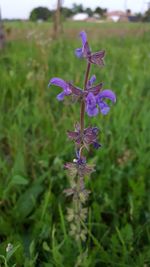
[{"left": 67, "top": 123, "right": 101, "bottom": 150}]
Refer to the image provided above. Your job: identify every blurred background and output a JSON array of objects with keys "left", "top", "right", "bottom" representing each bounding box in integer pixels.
[{"left": 0, "top": 0, "right": 150, "bottom": 266}]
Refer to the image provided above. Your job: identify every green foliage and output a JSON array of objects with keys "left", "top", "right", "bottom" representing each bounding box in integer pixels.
[
  {"left": 84, "top": 8, "right": 93, "bottom": 17},
  {"left": 143, "top": 8, "right": 150, "bottom": 22},
  {"left": 72, "top": 3, "right": 84, "bottom": 14},
  {"left": 60, "top": 7, "right": 73, "bottom": 18},
  {"left": 94, "top": 7, "right": 107, "bottom": 17},
  {"left": 29, "top": 7, "right": 52, "bottom": 21},
  {"left": 0, "top": 21, "right": 150, "bottom": 266}
]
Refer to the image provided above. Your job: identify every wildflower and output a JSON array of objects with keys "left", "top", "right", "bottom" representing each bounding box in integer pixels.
[
  {"left": 75, "top": 31, "right": 105, "bottom": 66},
  {"left": 64, "top": 155, "right": 95, "bottom": 178},
  {"left": 48, "top": 77, "right": 83, "bottom": 101},
  {"left": 85, "top": 89, "right": 116, "bottom": 117},
  {"left": 49, "top": 75, "right": 104, "bottom": 104},
  {"left": 67, "top": 123, "right": 101, "bottom": 149},
  {"left": 85, "top": 74, "right": 116, "bottom": 116},
  {"left": 49, "top": 30, "right": 116, "bottom": 243},
  {"left": 96, "top": 89, "right": 116, "bottom": 115},
  {"left": 87, "top": 75, "right": 96, "bottom": 88},
  {"left": 86, "top": 92, "right": 99, "bottom": 117}
]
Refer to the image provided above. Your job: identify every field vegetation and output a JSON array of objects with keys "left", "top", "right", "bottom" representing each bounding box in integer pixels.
[{"left": 0, "top": 21, "right": 150, "bottom": 266}]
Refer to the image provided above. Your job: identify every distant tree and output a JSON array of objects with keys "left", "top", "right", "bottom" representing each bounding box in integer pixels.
[
  {"left": 135, "top": 12, "right": 142, "bottom": 21},
  {"left": 84, "top": 7, "right": 93, "bottom": 17},
  {"left": 143, "top": 8, "right": 150, "bottom": 22},
  {"left": 60, "top": 7, "right": 73, "bottom": 18},
  {"left": 94, "top": 7, "right": 107, "bottom": 17},
  {"left": 72, "top": 3, "right": 84, "bottom": 14},
  {"left": 29, "top": 7, "right": 52, "bottom": 21}
]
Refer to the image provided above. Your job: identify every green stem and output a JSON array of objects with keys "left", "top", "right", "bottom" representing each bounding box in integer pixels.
[{"left": 0, "top": 255, "right": 8, "bottom": 267}]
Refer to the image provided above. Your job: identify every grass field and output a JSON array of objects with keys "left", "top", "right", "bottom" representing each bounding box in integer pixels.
[{"left": 0, "top": 21, "right": 150, "bottom": 266}]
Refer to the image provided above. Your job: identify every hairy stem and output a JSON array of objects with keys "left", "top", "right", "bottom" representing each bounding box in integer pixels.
[{"left": 80, "top": 62, "right": 91, "bottom": 134}]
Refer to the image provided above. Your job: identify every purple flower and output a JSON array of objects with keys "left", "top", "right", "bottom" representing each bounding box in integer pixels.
[
  {"left": 48, "top": 77, "right": 82, "bottom": 101},
  {"left": 86, "top": 92, "right": 99, "bottom": 117},
  {"left": 49, "top": 76, "right": 116, "bottom": 116},
  {"left": 75, "top": 32, "right": 91, "bottom": 58},
  {"left": 87, "top": 75, "right": 96, "bottom": 88},
  {"left": 49, "top": 75, "right": 104, "bottom": 103},
  {"left": 96, "top": 89, "right": 116, "bottom": 115},
  {"left": 75, "top": 31, "right": 105, "bottom": 66},
  {"left": 85, "top": 89, "right": 116, "bottom": 117}
]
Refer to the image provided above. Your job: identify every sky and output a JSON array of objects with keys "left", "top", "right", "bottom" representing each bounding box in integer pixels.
[{"left": 0, "top": 0, "right": 148, "bottom": 19}]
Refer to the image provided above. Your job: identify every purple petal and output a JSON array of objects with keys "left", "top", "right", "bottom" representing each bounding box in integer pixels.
[
  {"left": 87, "top": 75, "right": 96, "bottom": 88},
  {"left": 98, "top": 101, "right": 110, "bottom": 115},
  {"left": 83, "top": 42, "right": 91, "bottom": 57},
  {"left": 89, "top": 75, "right": 96, "bottom": 85},
  {"left": 49, "top": 77, "right": 68, "bottom": 90},
  {"left": 76, "top": 32, "right": 91, "bottom": 59},
  {"left": 86, "top": 92, "right": 99, "bottom": 117},
  {"left": 79, "top": 31, "right": 87, "bottom": 46},
  {"left": 93, "top": 142, "right": 101, "bottom": 149},
  {"left": 57, "top": 92, "right": 65, "bottom": 101},
  {"left": 75, "top": 48, "right": 83, "bottom": 58},
  {"left": 98, "top": 90, "right": 116, "bottom": 103},
  {"left": 86, "top": 106, "right": 98, "bottom": 117},
  {"left": 92, "top": 127, "right": 99, "bottom": 135},
  {"left": 86, "top": 92, "right": 96, "bottom": 106}
]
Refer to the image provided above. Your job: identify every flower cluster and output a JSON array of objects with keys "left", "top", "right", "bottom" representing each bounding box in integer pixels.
[
  {"left": 49, "top": 75, "right": 116, "bottom": 117},
  {"left": 67, "top": 123, "right": 101, "bottom": 149},
  {"left": 75, "top": 31, "right": 105, "bottom": 66},
  {"left": 49, "top": 31, "right": 116, "bottom": 242}
]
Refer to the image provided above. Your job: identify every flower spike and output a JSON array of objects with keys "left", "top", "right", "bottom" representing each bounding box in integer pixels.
[
  {"left": 49, "top": 30, "right": 116, "bottom": 243},
  {"left": 75, "top": 31, "right": 105, "bottom": 66}
]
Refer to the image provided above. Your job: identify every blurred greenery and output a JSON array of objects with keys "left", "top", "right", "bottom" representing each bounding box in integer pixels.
[{"left": 0, "top": 21, "right": 150, "bottom": 266}]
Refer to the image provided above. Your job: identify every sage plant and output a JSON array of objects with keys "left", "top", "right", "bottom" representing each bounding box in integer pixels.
[{"left": 49, "top": 31, "right": 116, "bottom": 242}]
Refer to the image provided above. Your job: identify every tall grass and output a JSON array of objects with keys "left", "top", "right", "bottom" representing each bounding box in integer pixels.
[{"left": 0, "top": 22, "right": 150, "bottom": 266}]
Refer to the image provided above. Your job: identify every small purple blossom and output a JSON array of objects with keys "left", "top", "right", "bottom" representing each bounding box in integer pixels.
[
  {"left": 48, "top": 78, "right": 72, "bottom": 101},
  {"left": 86, "top": 92, "right": 99, "bottom": 117},
  {"left": 75, "top": 31, "right": 105, "bottom": 66},
  {"left": 48, "top": 77, "right": 82, "bottom": 101},
  {"left": 49, "top": 76, "right": 116, "bottom": 116},
  {"left": 49, "top": 75, "right": 103, "bottom": 102},
  {"left": 85, "top": 89, "right": 116, "bottom": 117},
  {"left": 87, "top": 75, "right": 96, "bottom": 88}
]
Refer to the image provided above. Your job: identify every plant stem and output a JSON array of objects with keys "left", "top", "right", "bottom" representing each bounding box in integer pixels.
[{"left": 80, "top": 62, "right": 91, "bottom": 134}]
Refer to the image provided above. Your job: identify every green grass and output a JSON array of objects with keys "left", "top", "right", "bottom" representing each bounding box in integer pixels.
[{"left": 0, "top": 21, "right": 150, "bottom": 266}]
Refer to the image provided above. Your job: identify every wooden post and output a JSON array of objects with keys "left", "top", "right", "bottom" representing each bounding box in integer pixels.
[{"left": 53, "top": 0, "right": 63, "bottom": 39}]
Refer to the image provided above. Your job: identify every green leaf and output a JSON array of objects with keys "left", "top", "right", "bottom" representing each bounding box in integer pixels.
[
  {"left": 13, "top": 182, "right": 43, "bottom": 220},
  {"left": 11, "top": 175, "right": 29, "bottom": 185},
  {"left": 6, "top": 244, "right": 20, "bottom": 262},
  {"left": 43, "top": 241, "right": 50, "bottom": 252}
]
